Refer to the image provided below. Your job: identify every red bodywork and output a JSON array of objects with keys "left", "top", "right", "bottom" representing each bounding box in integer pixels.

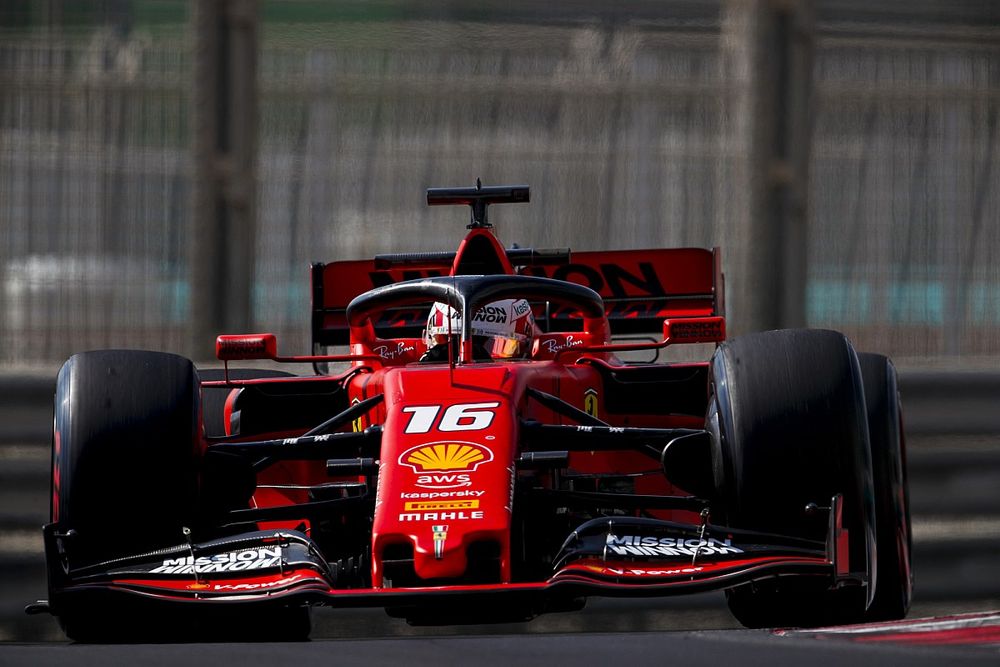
[
  {"left": 44, "top": 221, "right": 846, "bottom": 621},
  {"left": 235, "top": 228, "right": 715, "bottom": 587}
]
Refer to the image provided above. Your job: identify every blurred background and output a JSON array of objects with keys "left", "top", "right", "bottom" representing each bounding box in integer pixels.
[
  {"left": 1, "top": 0, "right": 998, "bottom": 642},
  {"left": 2, "top": 0, "right": 998, "bottom": 363}
]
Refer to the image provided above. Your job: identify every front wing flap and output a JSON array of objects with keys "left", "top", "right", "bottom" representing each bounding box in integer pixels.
[
  {"left": 548, "top": 514, "right": 846, "bottom": 593},
  {"left": 41, "top": 497, "right": 857, "bottom": 613}
]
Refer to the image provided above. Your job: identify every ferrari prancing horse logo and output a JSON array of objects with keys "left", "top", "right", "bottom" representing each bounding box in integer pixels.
[
  {"left": 432, "top": 524, "right": 449, "bottom": 559},
  {"left": 351, "top": 397, "right": 364, "bottom": 432},
  {"left": 584, "top": 388, "right": 599, "bottom": 418}
]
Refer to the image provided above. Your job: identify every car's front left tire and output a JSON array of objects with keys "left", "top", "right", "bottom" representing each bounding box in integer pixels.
[{"left": 709, "top": 329, "right": 875, "bottom": 628}]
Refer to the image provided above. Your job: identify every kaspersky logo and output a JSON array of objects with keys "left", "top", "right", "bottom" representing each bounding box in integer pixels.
[{"left": 398, "top": 441, "right": 494, "bottom": 489}]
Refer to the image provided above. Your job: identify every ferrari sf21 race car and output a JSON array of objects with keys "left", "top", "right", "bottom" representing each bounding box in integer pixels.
[{"left": 30, "top": 183, "right": 912, "bottom": 641}]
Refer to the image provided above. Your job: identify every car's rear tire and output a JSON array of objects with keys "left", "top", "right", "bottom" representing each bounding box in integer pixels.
[
  {"left": 709, "top": 329, "right": 875, "bottom": 628},
  {"left": 198, "top": 368, "right": 296, "bottom": 437},
  {"left": 857, "top": 352, "right": 912, "bottom": 621}
]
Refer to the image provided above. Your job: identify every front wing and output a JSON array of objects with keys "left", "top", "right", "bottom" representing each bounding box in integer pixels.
[{"left": 36, "top": 497, "right": 861, "bottom": 618}]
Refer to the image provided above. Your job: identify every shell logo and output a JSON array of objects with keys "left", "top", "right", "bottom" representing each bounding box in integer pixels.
[{"left": 399, "top": 441, "right": 494, "bottom": 473}]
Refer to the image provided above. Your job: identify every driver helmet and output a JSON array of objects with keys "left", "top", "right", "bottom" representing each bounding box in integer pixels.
[{"left": 424, "top": 298, "right": 535, "bottom": 360}]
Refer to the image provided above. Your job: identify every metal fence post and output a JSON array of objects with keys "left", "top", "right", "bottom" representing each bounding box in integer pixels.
[
  {"left": 720, "top": 0, "right": 814, "bottom": 334},
  {"left": 190, "top": 0, "right": 258, "bottom": 361}
]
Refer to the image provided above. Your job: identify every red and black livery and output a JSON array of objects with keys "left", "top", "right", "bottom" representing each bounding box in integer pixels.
[{"left": 31, "top": 183, "right": 912, "bottom": 641}]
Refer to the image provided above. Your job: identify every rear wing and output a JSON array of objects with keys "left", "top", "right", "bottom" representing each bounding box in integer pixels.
[
  {"left": 311, "top": 247, "right": 724, "bottom": 348},
  {"left": 524, "top": 248, "right": 724, "bottom": 336}
]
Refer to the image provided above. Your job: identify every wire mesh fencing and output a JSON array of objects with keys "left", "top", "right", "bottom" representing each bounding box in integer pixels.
[{"left": 1, "top": 1, "right": 997, "bottom": 367}]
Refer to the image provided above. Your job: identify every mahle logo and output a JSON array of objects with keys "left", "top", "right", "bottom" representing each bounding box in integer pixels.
[{"left": 399, "top": 442, "right": 493, "bottom": 473}]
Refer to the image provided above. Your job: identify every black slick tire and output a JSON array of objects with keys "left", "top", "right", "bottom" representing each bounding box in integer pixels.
[
  {"left": 51, "top": 350, "right": 201, "bottom": 641},
  {"left": 857, "top": 352, "right": 913, "bottom": 621},
  {"left": 709, "top": 329, "right": 875, "bottom": 628}
]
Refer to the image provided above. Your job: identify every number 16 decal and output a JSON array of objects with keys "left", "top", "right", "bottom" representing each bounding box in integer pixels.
[{"left": 402, "top": 402, "right": 500, "bottom": 434}]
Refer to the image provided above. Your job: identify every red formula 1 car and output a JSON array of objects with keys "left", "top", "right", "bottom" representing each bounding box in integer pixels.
[{"left": 31, "top": 184, "right": 912, "bottom": 641}]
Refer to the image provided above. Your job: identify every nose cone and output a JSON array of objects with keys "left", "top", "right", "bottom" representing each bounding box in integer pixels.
[{"left": 372, "top": 366, "right": 517, "bottom": 586}]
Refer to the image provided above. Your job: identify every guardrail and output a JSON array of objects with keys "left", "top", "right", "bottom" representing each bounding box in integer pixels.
[
  {"left": 4, "top": 370, "right": 998, "bottom": 441},
  {"left": 1, "top": 370, "right": 998, "bottom": 641}
]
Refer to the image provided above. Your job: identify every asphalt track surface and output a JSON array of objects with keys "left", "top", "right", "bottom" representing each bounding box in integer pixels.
[
  {"left": 4, "top": 604, "right": 1000, "bottom": 666},
  {"left": 2, "top": 627, "right": 998, "bottom": 667}
]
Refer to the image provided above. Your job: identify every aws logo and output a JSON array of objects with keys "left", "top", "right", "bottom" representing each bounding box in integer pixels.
[
  {"left": 399, "top": 442, "right": 493, "bottom": 473},
  {"left": 399, "top": 441, "right": 494, "bottom": 489}
]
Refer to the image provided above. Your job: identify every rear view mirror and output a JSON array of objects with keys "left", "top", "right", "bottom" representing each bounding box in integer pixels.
[
  {"left": 216, "top": 334, "right": 278, "bottom": 361},
  {"left": 663, "top": 317, "right": 726, "bottom": 345}
]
